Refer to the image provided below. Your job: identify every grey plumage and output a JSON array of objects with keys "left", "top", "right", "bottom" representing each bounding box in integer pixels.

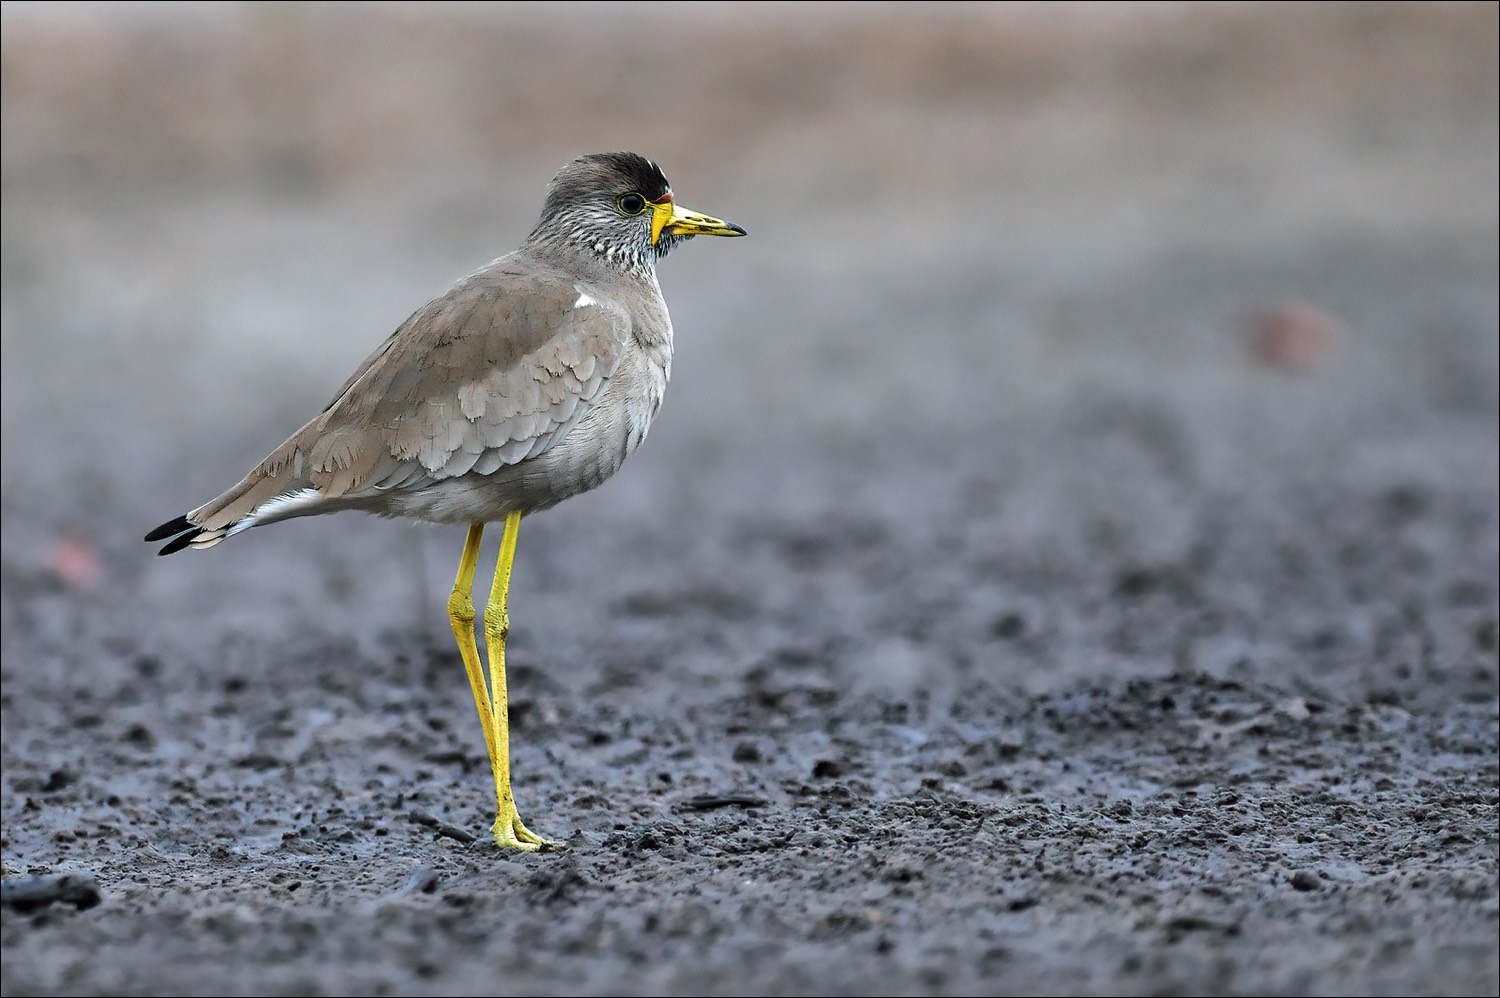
[{"left": 147, "top": 152, "right": 743, "bottom": 554}]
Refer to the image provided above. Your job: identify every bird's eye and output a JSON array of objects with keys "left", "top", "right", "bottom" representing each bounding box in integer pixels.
[{"left": 617, "top": 193, "right": 648, "bottom": 216}]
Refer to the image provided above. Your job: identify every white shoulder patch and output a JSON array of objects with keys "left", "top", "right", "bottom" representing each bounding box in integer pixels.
[{"left": 573, "top": 290, "right": 597, "bottom": 309}]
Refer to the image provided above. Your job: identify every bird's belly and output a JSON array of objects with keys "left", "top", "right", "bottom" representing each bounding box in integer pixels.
[
  {"left": 382, "top": 350, "right": 667, "bottom": 524},
  {"left": 520, "top": 388, "right": 659, "bottom": 507}
]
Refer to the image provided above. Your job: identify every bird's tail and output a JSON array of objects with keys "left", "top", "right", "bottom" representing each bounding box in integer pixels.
[
  {"left": 143, "top": 512, "right": 210, "bottom": 555},
  {"left": 144, "top": 437, "right": 314, "bottom": 555}
]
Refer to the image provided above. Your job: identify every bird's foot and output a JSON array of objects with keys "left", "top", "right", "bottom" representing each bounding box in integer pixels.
[{"left": 492, "top": 811, "right": 565, "bottom": 852}]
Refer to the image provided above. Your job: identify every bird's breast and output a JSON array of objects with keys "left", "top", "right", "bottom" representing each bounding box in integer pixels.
[{"left": 507, "top": 332, "right": 671, "bottom": 512}]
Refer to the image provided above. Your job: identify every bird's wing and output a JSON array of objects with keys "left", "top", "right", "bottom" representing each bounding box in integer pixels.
[{"left": 188, "top": 262, "right": 632, "bottom": 533}]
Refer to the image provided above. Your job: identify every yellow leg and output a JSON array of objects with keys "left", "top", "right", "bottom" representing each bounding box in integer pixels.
[
  {"left": 448, "top": 524, "right": 499, "bottom": 774},
  {"left": 482, "top": 510, "right": 560, "bottom": 851}
]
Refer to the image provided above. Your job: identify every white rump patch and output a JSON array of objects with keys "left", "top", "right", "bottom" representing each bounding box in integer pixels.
[
  {"left": 573, "top": 289, "right": 597, "bottom": 308},
  {"left": 228, "top": 488, "right": 324, "bottom": 536}
]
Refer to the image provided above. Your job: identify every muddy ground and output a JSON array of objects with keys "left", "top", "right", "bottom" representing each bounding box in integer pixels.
[{"left": 2, "top": 4, "right": 1497, "bottom": 995}]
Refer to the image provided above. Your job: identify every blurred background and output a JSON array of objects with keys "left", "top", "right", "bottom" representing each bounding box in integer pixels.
[
  {"left": 4, "top": 8, "right": 1497, "bottom": 992},
  {"left": 2, "top": 1, "right": 1496, "bottom": 701}
]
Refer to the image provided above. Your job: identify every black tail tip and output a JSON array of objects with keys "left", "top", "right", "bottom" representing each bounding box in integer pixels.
[
  {"left": 144, "top": 514, "right": 192, "bottom": 542},
  {"left": 145, "top": 514, "right": 201, "bottom": 555}
]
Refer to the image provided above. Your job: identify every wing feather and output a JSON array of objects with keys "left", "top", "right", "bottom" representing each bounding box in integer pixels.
[{"left": 186, "top": 258, "right": 632, "bottom": 532}]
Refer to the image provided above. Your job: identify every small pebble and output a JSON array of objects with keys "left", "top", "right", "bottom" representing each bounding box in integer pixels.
[
  {"left": 403, "top": 866, "right": 441, "bottom": 895},
  {"left": 1290, "top": 869, "right": 1323, "bottom": 891},
  {"left": 1245, "top": 302, "right": 1340, "bottom": 372},
  {"left": 1, "top": 872, "right": 101, "bottom": 912},
  {"left": 732, "top": 741, "right": 763, "bottom": 764}
]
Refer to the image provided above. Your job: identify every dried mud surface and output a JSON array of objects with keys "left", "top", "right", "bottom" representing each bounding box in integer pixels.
[{"left": 2, "top": 5, "right": 1497, "bottom": 996}]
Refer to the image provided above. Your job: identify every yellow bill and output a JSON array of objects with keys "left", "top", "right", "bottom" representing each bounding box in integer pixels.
[{"left": 650, "top": 198, "right": 747, "bottom": 245}]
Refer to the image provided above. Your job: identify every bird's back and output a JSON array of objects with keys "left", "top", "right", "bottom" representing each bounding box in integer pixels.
[{"left": 167, "top": 251, "right": 671, "bottom": 550}]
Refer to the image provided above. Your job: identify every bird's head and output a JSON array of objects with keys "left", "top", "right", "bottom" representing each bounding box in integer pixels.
[{"left": 529, "top": 152, "right": 745, "bottom": 274}]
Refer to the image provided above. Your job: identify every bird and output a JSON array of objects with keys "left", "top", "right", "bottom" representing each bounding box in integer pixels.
[{"left": 146, "top": 152, "right": 745, "bottom": 850}]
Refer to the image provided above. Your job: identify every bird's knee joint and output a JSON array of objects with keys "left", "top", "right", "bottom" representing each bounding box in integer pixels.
[
  {"left": 483, "top": 605, "right": 510, "bottom": 642},
  {"left": 448, "top": 591, "right": 476, "bottom": 625}
]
